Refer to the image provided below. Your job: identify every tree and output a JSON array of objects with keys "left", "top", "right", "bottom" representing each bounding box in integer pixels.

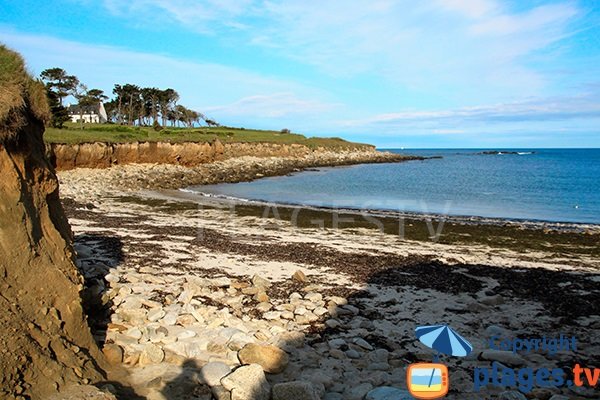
[
  {"left": 158, "top": 88, "right": 179, "bottom": 127},
  {"left": 45, "top": 88, "right": 70, "bottom": 128},
  {"left": 122, "top": 84, "right": 141, "bottom": 126},
  {"left": 86, "top": 88, "right": 108, "bottom": 103},
  {"left": 205, "top": 118, "right": 220, "bottom": 127},
  {"left": 40, "top": 68, "right": 79, "bottom": 106},
  {"left": 112, "top": 84, "right": 141, "bottom": 125}
]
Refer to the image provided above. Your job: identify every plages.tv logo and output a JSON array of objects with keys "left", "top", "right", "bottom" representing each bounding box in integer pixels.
[{"left": 407, "top": 325, "right": 473, "bottom": 399}]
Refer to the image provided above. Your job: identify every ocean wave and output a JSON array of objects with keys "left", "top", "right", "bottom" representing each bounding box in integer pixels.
[{"left": 177, "top": 188, "right": 250, "bottom": 202}]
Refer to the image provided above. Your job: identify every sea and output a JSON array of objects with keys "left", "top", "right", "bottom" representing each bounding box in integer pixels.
[{"left": 183, "top": 149, "right": 600, "bottom": 225}]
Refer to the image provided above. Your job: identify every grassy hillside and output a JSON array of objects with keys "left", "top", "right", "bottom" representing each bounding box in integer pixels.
[{"left": 45, "top": 123, "right": 372, "bottom": 150}]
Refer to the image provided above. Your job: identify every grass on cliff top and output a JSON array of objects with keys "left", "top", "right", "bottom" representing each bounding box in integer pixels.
[
  {"left": 1, "top": 44, "right": 49, "bottom": 140},
  {"left": 45, "top": 123, "right": 371, "bottom": 149}
]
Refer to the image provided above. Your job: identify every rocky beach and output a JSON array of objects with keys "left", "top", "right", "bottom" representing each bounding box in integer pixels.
[{"left": 56, "top": 152, "right": 600, "bottom": 400}]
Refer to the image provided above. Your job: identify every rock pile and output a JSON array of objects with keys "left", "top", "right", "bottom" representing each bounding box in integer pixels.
[{"left": 87, "top": 262, "right": 414, "bottom": 399}]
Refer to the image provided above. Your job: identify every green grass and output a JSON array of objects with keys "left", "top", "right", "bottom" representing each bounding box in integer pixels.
[{"left": 44, "top": 123, "right": 371, "bottom": 149}]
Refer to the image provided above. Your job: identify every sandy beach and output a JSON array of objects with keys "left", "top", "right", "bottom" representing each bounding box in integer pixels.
[{"left": 56, "top": 155, "right": 600, "bottom": 400}]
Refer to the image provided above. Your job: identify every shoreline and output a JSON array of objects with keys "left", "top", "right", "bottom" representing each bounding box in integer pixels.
[
  {"left": 56, "top": 153, "right": 600, "bottom": 399},
  {"left": 168, "top": 188, "right": 600, "bottom": 232},
  {"left": 57, "top": 148, "right": 600, "bottom": 232}
]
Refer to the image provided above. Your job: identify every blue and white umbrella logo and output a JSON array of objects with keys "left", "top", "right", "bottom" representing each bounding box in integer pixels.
[{"left": 416, "top": 325, "right": 473, "bottom": 360}]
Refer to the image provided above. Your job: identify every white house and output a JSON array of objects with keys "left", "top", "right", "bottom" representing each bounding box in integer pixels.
[{"left": 67, "top": 102, "right": 108, "bottom": 124}]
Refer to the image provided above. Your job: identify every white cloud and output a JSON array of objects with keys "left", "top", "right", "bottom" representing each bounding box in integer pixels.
[
  {"left": 435, "top": 0, "right": 500, "bottom": 19},
  {"left": 92, "top": 0, "right": 581, "bottom": 100},
  {"left": 344, "top": 93, "right": 600, "bottom": 132},
  {"left": 0, "top": 29, "right": 336, "bottom": 127},
  {"left": 206, "top": 92, "right": 339, "bottom": 119},
  {"left": 101, "top": 0, "right": 255, "bottom": 33},
  {"left": 432, "top": 129, "right": 466, "bottom": 134}
]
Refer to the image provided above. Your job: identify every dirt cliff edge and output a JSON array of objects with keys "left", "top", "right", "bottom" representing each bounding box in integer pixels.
[{"left": 0, "top": 45, "right": 107, "bottom": 399}]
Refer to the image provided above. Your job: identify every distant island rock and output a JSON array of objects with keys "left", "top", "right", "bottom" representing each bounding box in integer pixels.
[{"left": 479, "top": 151, "right": 536, "bottom": 155}]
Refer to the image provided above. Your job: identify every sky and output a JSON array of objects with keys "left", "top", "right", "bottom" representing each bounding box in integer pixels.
[{"left": 1, "top": 0, "right": 599, "bottom": 148}]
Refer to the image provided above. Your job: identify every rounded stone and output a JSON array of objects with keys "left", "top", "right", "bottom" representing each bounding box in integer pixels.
[
  {"left": 221, "top": 364, "right": 271, "bottom": 400},
  {"left": 238, "top": 343, "right": 289, "bottom": 374},
  {"left": 139, "top": 344, "right": 164, "bottom": 365},
  {"left": 273, "top": 381, "right": 319, "bottom": 400},
  {"left": 365, "top": 386, "right": 415, "bottom": 400},
  {"left": 102, "top": 344, "right": 123, "bottom": 365},
  {"left": 201, "top": 361, "right": 232, "bottom": 387}
]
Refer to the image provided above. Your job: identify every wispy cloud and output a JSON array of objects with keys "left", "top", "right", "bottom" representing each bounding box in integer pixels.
[
  {"left": 0, "top": 29, "right": 337, "bottom": 127},
  {"left": 206, "top": 92, "right": 339, "bottom": 119},
  {"left": 93, "top": 0, "right": 581, "bottom": 99},
  {"left": 100, "top": 0, "right": 255, "bottom": 33},
  {"left": 344, "top": 92, "right": 600, "bottom": 133}
]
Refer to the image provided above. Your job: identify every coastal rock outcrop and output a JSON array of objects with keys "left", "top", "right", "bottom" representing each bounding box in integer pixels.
[
  {"left": 0, "top": 45, "right": 106, "bottom": 398},
  {"left": 49, "top": 140, "right": 384, "bottom": 170}
]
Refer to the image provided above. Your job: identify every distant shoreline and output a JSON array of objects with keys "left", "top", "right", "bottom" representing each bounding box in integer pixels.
[{"left": 163, "top": 187, "right": 600, "bottom": 232}]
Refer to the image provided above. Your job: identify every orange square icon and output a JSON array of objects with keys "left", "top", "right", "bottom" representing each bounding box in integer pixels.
[{"left": 407, "top": 363, "right": 449, "bottom": 399}]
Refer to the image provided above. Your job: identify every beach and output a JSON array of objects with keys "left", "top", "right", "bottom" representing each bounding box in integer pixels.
[{"left": 57, "top": 155, "right": 600, "bottom": 400}]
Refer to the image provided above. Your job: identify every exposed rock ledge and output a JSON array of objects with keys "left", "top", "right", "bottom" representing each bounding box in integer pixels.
[{"left": 47, "top": 140, "right": 414, "bottom": 171}]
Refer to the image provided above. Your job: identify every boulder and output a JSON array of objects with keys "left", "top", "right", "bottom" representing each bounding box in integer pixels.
[
  {"left": 221, "top": 364, "right": 271, "bottom": 400},
  {"left": 238, "top": 343, "right": 289, "bottom": 374},
  {"left": 201, "top": 362, "right": 232, "bottom": 387}
]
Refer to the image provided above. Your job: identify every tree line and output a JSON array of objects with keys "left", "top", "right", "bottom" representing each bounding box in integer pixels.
[{"left": 40, "top": 67, "right": 218, "bottom": 129}]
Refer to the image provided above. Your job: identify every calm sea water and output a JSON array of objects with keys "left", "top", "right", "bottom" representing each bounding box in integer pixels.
[{"left": 187, "top": 149, "right": 600, "bottom": 224}]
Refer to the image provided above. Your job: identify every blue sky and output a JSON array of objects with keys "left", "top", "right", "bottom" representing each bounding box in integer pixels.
[{"left": 1, "top": 0, "right": 599, "bottom": 148}]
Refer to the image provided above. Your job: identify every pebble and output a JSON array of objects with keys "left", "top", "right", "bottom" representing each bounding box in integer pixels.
[
  {"left": 102, "top": 344, "right": 123, "bottom": 365},
  {"left": 329, "top": 349, "right": 346, "bottom": 359},
  {"left": 139, "top": 344, "right": 164, "bottom": 365},
  {"left": 345, "top": 382, "right": 373, "bottom": 400},
  {"left": 263, "top": 311, "right": 281, "bottom": 320},
  {"left": 161, "top": 312, "right": 179, "bottom": 326},
  {"left": 353, "top": 337, "right": 374, "bottom": 350},
  {"left": 304, "top": 292, "right": 323, "bottom": 302},
  {"left": 346, "top": 349, "right": 361, "bottom": 359},
  {"left": 325, "top": 319, "right": 341, "bottom": 329},
  {"left": 255, "top": 302, "right": 272, "bottom": 313},
  {"left": 498, "top": 391, "right": 527, "bottom": 400},
  {"left": 146, "top": 308, "right": 166, "bottom": 322},
  {"left": 480, "top": 350, "right": 526, "bottom": 366},
  {"left": 328, "top": 338, "right": 346, "bottom": 349},
  {"left": 273, "top": 381, "right": 320, "bottom": 400},
  {"left": 251, "top": 275, "right": 271, "bottom": 289},
  {"left": 292, "top": 270, "right": 307, "bottom": 283},
  {"left": 365, "top": 387, "right": 415, "bottom": 400}
]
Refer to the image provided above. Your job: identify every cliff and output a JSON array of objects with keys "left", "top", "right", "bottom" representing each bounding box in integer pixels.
[
  {"left": 0, "top": 45, "right": 107, "bottom": 398},
  {"left": 48, "top": 140, "right": 380, "bottom": 170}
]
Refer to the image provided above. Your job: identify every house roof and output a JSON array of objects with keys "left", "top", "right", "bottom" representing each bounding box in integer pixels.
[{"left": 67, "top": 103, "right": 101, "bottom": 115}]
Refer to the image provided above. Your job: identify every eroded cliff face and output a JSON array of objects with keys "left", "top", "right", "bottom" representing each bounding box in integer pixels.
[
  {"left": 49, "top": 140, "right": 377, "bottom": 170},
  {"left": 0, "top": 46, "right": 106, "bottom": 399}
]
